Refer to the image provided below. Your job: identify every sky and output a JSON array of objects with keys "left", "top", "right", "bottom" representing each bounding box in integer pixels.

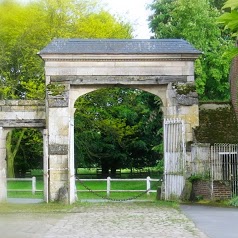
[{"left": 101, "top": 0, "right": 154, "bottom": 39}]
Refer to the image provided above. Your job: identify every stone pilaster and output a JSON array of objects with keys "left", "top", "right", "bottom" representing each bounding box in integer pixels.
[
  {"left": 0, "top": 127, "right": 11, "bottom": 202},
  {"left": 165, "top": 83, "right": 199, "bottom": 143},
  {"left": 46, "top": 83, "right": 75, "bottom": 203}
]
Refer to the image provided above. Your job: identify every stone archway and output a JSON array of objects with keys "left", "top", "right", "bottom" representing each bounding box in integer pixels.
[
  {"left": 0, "top": 100, "right": 46, "bottom": 201},
  {"left": 0, "top": 39, "right": 200, "bottom": 204}
]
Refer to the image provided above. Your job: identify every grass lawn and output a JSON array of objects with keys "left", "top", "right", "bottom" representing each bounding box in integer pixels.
[
  {"left": 0, "top": 199, "right": 179, "bottom": 214},
  {"left": 7, "top": 179, "right": 44, "bottom": 199},
  {"left": 7, "top": 178, "right": 161, "bottom": 201},
  {"left": 76, "top": 179, "right": 161, "bottom": 201}
]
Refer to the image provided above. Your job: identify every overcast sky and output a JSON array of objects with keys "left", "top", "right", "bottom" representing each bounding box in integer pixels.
[{"left": 101, "top": 0, "right": 154, "bottom": 39}]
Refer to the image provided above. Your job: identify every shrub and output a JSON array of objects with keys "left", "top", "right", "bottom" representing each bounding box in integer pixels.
[{"left": 228, "top": 196, "right": 238, "bottom": 207}]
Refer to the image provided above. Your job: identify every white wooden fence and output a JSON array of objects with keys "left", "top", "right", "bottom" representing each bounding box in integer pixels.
[
  {"left": 76, "top": 176, "right": 160, "bottom": 196},
  {"left": 7, "top": 177, "right": 40, "bottom": 195}
]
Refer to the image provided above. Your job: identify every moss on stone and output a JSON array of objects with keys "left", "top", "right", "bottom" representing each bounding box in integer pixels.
[{"left": 194, "top": 106, "right": 238, "bottom": 144}]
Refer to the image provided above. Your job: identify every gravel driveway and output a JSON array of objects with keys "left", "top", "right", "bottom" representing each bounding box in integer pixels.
[{"left": 0, "top": 202, "right": 208, "bottom": 238}]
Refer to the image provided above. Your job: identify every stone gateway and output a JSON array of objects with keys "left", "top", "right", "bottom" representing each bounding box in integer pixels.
[{"left": 0, "top": 39, "right": 201, "bottom": 203}]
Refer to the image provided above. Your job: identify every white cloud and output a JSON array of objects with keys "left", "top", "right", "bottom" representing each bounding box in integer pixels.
[{"left": 101, "top": 0, "right": 153, "bottom": 39}]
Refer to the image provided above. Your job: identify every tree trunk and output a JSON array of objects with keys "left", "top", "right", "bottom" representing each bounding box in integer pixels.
[
  {"left": 111, "top": 165, "right": 117, "bottom": 178},
  {"left": 101, "top": 159, "right": 110, "bottom": 178},
  {"left": 6, "top": 129, "right": 26, "bottom": 178}
]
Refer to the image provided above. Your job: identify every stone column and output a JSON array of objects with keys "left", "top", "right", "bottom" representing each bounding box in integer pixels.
[
  {"left": 47, "top": 84, "right": 71, "bottom": 202},
  {"left": 42, "top": 129, "right": 49, "bottom": 203},
  {"left": 0, "top": 127, "right": 10, "bottom": 202},
  {"left": 68, "top": 108, "right": 76, "bottom": 203},
  {"left": 165, "top": 83, "right": 199, "bottom": 143}
]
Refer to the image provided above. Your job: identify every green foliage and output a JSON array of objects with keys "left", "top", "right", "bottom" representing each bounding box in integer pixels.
[
  {"left": 74, "top": 87, "right": 163, "bottom": 174},
  {"left": 172, "top": 83, "right": 196, "bottom": 95},
  {"left": 155, "top": 159, "right": 164, "bottom": 173},
  {"left": 195, "top": 195, "right": 204, "bottom": 201},
  {"left": 46, "top": 83, "right": 65, "bottom": 96},
  {"left": 188, "top": 174, "right": 209, "bottom": 182},
  {"left": 217, "top": 0, "right": 238, "bottom": 58},
  {"left": 14, "top": 129, "right": 43, "bottom": 176},
  {"left": 1, "top": 0, "right": 133, "bottom": 175},
  {"left": 228, "top": 196, "right": 238, "bottom": 206},
  {"left": 0, "top": 0, "right": 133, "bottom": 100},
  {"left": 148, "top": 0, "right": 234, "bottom": 100}
]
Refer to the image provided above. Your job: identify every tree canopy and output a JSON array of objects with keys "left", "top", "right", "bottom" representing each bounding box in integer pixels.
[
  {"left": 0, "top": 0, "right": 132, "bottom": 100},
  {"left": 217, "top": 0, "right": 238, "bottom": 58},
  {"left": 74, "top": 87, "right": 163, "bottom": 177},
  {"left": 148, "top": 0, "right": 234, "bottom": 100},
  {"left": 0, "top": 0, "right": 133, "bottom": 177}
]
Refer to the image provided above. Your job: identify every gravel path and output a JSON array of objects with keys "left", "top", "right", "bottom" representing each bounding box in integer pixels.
[{"left": 0, "top": 202, "right": 208, "bottom": 238}]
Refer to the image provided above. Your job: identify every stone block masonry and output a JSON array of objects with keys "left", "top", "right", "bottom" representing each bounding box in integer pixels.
[{"left": 0, "top": 100, "right": 46, "bottom": 128}]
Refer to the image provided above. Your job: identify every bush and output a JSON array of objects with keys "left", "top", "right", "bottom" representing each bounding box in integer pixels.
[{"left": 228, "top": 196, "right": 238, "bottom": 207}]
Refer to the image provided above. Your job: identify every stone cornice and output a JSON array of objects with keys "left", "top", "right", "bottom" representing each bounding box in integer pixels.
[{"left": 40, "top": 54, "right": 200, "bottom": 62}]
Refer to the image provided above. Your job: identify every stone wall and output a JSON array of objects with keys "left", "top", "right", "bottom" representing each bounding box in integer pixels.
[
  {"left": 0, "top": 100, "right": 45, "bottom": 128},
  {"left": 194, "top": 103, "right": 238, "bottom": 144}
]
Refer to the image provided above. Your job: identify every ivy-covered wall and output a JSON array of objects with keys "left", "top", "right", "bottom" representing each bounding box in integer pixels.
[{"left": 194, "top": 103, "right": 238, "bottom": 144}]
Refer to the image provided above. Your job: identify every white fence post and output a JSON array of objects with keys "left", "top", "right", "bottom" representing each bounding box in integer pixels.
[
  {"left": 147, "top": 176, "right": 151, "bottom": 195},
  {"left": 32, "top": 177, "right": 36, "bottom": 195},
  {"left": 107, "top": 177, "right": 111, "bottom": 197}
]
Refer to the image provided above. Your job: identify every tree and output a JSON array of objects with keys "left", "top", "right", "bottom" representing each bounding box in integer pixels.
[
  {"left": 149, "top": 0, "right": 234, "bottom": 100},
  {"left": 14, "top": 129, "right": 43, "bottom": 177},
  {"left": 0, "top": 0, "right": 133, "bottom": 100},
  {"left": 0, "top": 0, "right": 133, "bottom": 177},
  {"left": 74, "top": 87, "right": 163, "bottom": 177},
  {"left": 217, "top": 0, "right": 238, "bottom": 58},
  {"left": 210, "top": 0, "right": 226, "bottom": 10},
  {"left": 6, "top": 129, "right": 26, "bottom": 178}
]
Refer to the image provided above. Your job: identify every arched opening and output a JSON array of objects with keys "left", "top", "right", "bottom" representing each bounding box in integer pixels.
[
  {"left": 6, "top": 128, "right": 44, "bottom": 200},
  {"left": 73, "top": 86, "right": 164, "bottom": 200}
]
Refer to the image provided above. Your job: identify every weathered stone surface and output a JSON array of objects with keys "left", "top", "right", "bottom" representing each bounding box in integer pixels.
[
  {"left": 48, "top": 98, "right": 69, "bottom": 108},
  {"left": 180, "top": 180, "right": 193, "bottom": 201},
  {"left": 51, "top": 75, "right": 188, "bottom": 85},
  {"left": 0, "top": 119, "right": 45, "bottom": 128},
  {"left": 49, "top": 144, "right": 68, "bottom": 155},
  {"left": 47, "top": 90, "right": 69, "bottom": 108},
  {"left": 176, "top": 94, "right": 198, "bottom": 106},
  {"left": 58, "top": 186, "right": 68, "bottom": 204}
]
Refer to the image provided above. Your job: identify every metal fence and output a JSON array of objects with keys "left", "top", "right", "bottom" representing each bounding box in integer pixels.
[{"left": 211, "top": 143, "right": 238, "bottom": 196}]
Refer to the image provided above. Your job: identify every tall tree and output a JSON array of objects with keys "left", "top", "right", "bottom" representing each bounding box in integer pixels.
[
  {"left": 74, "top": 87, "right": 163, "bottom": 177},
  {"left": 149, "top": 0, "right": 234, "bottom": 100},
  {"left": 217, "top": 0, "right": 238, "bottom": 58},
  {"left": 0, "top": 0, "right": 133, "bottom": 177}
]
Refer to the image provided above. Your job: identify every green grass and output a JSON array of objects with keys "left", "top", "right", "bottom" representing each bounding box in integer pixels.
[
  {"left": 76, "top": 179, "right": 161, "bottom": 201},
  {"left": 7, "top": 179, "right": 44, "bottom": 199},
  {"left": 0, "top": 199, "right": 180, "bottom": 214},
  {"left": 7, "top": 178, "right": 161, "bottom": 201}
]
